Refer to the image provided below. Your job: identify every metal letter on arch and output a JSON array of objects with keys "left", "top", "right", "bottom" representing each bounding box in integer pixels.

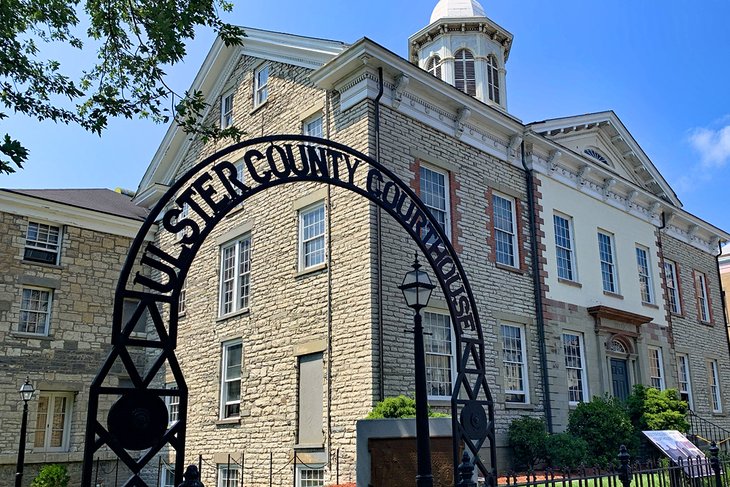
[{"left": 81, "top": 135, "right": 496, "bottom": 486}]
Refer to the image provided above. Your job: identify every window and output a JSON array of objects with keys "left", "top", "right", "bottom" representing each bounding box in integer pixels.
[
  {"left": 419, "top": 165, "right": 450, "bottom": 240},
  {"left": 122, "top": 298, "right": 150, "bottom": 334},
  {"left": 427, "top": 55, "right": 442, "bottom": 79},
  {"left": 254, "top": 64, "right": 269, "bottom": 106},
  {"left": 501, "top": 323, "right": 529, "bottom": 404},
  {"left": 177, "top": 203, "right": 190, "bottom": 241},
  {"left": 19, "top": 287, "right": 52, "bottom": 335},
  {"left": 220, "top": 340, "right": 242, "bottom": 419},
  {"left": 160, "top": 466, "right": 176, "bottom": 487},
  {"left": 217, "top": 465, "right": 240, "bottom": 487},
  {"left": 424, "top": 311, "right": 455, "bottom": 399},
  {"left": 563, "top": 333, "right": 587, "bottom": 404},
  {"left": 664, "top": 260, "right": 681, "bottom": 315},
  {"left": 298, "top": 353, "right": 324, "bottom": 446},
  {"left": 486, "top": 55, "right": 500, "bottom": 104},
  {"left": 24, "top": 221, "right": 61, "bottom": 264},
  {"left": 493, "top": 193, "right": 518, "bottom": 267},
  {"left": 165, "top": 384, "right": 179, "bottom": 425},
  {"left": 636, "top": 246, "right": 654, "bottom": 304},
  {"left": 219, "top": 235, "right": 251, "bottom": 316},
  {"left": 453, "top": 49, "right": 476, "bottom": 96},
  {"left": 709, "top": 360, "right": 722, "bottom": 413},
  {"left": 34, "top": 392, "right": 73, "bottom": 451},
  {"left": 297, "top": 466, "right": 325, "bottom": 487},
  {"left": 597, "top": 231, "right": 618, "bottom": 293},
  {"left": 648, "top": 347, "right": 665, "bottom": 390},
  {"left": 303, "top": 113, "right": 323, "bottom": 138},
  {"left": 696, "top": 271, "right": 711, "bottom": 322},
  {"left": 553, "top": 214, "right": 576, "bottom": 281},
  {"left": 677, "top": 354, "right": 693, "bottom": 408},
  {"left": 221, "top": 90, "right": 234, "bottom": 128},
  {"left": 178, "top": 279, "right": 187, "bottom": 315},
  {"left": 299, "top": 202, "right": 325, "bottom": 270}
]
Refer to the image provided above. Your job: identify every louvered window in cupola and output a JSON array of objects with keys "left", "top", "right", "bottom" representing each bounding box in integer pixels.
[{"left": 454, "top": 49, "right": 476, "bottom": 96}]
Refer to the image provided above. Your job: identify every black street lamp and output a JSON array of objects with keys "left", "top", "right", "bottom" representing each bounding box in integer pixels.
[
  {"left": 16, "top": 377, "right": 35, "bottom": 487},
  {"left": 399, "top": 253, "right": 435, "bottom": 487}
]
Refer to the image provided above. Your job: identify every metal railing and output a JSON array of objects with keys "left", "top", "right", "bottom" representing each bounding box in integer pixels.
[{"left": 687, "top": 410, "right": 730, "bottom": 453}]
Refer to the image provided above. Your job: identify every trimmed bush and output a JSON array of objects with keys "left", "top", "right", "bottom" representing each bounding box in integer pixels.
[
  {"left": 544, "top": 433, "right": 589, "bottom": 469},
  {"left": 626, "top": 385, "right": 689, "bottom": 432},
  {"left": 508, "top": 416, "right": 548, "bottom": 469},
  {"left": 31, "top": 464, "right": 69, "bottom": 487},
  {"left": 568, "top": 395, "right": 635, "bottom": 466},
  {"left": 366, "top": 395, "right": 448, "bottom": 419}
]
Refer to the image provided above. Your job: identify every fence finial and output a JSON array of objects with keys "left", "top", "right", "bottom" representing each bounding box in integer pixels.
[
  {"left": 457, "top": 451, "right": 476, "bottom": 487},
  {"left": 618, "top": 445, "right": 630, "bottom": 487},
  {"left": 178, "top": 465, "right": 204, "bottom": 487}
]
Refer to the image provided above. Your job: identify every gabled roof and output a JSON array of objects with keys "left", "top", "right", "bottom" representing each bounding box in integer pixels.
[{"left": 2, "top": 188, "right": 148, "bottom": 220}]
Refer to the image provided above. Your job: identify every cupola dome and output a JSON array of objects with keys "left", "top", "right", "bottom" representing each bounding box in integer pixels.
[{"left": 430, "top": 0, "right": 486, "bottom": 23}]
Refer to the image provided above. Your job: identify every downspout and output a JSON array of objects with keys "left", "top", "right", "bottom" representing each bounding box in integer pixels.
[
  {"left": 374, "top": 67, "right": 385, "bottom": 401},
  {"left": 520, "top": 140, "right": 553, "bottom": 433},
  {"left": 325, "top": 89, "right": 334, "bottom": 458}
]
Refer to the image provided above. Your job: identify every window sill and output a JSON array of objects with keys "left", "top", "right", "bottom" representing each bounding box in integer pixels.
[
  {"left": 504, "top": 402, "right": 535, "bottom": 410},
  {"left": 603, "top": 291, "right": 624, "bottom": 300},
  {"left": 216, "top": 418, "right": 241, "bottom": 427},
  {"left": 641, "top": 302, "right": 659, "bottom": 309},
  {"left": 225, "top": 204, "right": 245, "bottom": 218},
  {"left": 495, "top": 263, "right": 525, "bottom": 275},
  {"left": 10, "top": 332, "right": 52, "bottom": 340},
  {"left": 294, "top": 443, "right": 325, "bottom": 450},
  {"left": 296, "top": 263, "right": 327, "bottom": 277},
  {"left": 21, "top": 260, "right": 62, "bottom": 270},
  {"left": 217, "top": 308, "right": 250, "bottom": 322},
  {"left": 558, "top": 278, "right": 582, "bottom": 288},
  {"left": 670, "top": 311, "right": 685, "bottom": 318},
  {"left": 250, "top": 99, "right": 269, "bottom": 115},
  {"left": 427, "top": 398, "right": 451, "bottom": 406},
  {"left": 700, "top": 320, "right": 714, "bottom": 326}
]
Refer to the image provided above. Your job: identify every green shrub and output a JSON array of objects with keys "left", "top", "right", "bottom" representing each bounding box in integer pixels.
[
  {"left": 31, "top": 464, "right": 69, "bottom": 487},
  {"left": 568, "top": 395, "right": 635, "bottom": 466},
  {"left": 508, "top": 416, "right": 548, "bottom": 469},
  {"left": 544, "top": 433, "right": 589, "bottom": 469},
  {"left": 365, "top": 395, "right": 448, "bottom": 419},
  {"left": 626, "top": 385, "right": 689, "bottom": 432}
]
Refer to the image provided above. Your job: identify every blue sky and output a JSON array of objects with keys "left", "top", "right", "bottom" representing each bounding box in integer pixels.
[{"left": 3, "top": 0, "right": 730, "bottom": 233}]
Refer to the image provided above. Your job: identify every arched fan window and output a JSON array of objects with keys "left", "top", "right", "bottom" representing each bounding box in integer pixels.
[
  {"left": 427, "top": 56, "right": 442, "bottom": 79},
  {"left": 584, "top": 148, "right": 610, "bottom": 166},
  {"left": 609, "top": 338, "right": 628, "bottom": 354},
  {"left": 486, "top": 55, "right": 500, "bottom": 104},
  {"left": 454, "top": 49, "right": 476, "bottom": 96}
]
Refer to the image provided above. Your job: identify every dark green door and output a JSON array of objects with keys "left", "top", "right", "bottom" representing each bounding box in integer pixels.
[{"left": 611, "top": 358, "right": 630, "bottom": 400}]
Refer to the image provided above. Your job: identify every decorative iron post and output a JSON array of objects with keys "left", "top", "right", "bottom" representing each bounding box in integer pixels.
[
  {"left": 618, "top": 444, "right": 631, "bottom": 487},
  {"left": 457, "top": 451, "right": 476, "bottom": 487},
  {"left": 15, "top": 378, "right": 35, "bottom": 487},
  {"left": 710, "top": 441, "right": 721, "bottom": 487}
]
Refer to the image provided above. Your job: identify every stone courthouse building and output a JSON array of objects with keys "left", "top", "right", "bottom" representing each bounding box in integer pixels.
[{"left": 125, "top": 0, "right": 730, "bottom": 485}]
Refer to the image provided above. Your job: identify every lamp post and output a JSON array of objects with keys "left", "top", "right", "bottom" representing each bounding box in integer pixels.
[
  {"left": 16, "top": 377, "right": 35, "bottom": 487},
  {"left": 399, "top": 253, "right": 435, "bottom": 487}
]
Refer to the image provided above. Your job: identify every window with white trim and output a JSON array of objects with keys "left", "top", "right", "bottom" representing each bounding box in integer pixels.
[
  {"left": 220, "top": 340, "right": 242, "bottom": 419},
  {"left": 664, "top": 260, "right": 681, "bottom": 315},
  {"left": 220, "top": 90, "right": 234, "bottom": 128},
  {"left": 563, "top": 332, "right": 587, "bottom": 404},
  {"left": 636, "top": 246, "right": 654, "bottom": 304},
  {"left": 453, "top": 49, "right": 476, "bottom": 96},
  {"left": 122, "top": 298, "right": 150, "bottom": 334},
  {"left": 419, "top": 165, "right": 450, "bottom": 240},
  {"left": 24, "top": 221, "right": 61, "bottom": 265},
  {"left": 296, "top": 465, "right": 325, "bottom": 487},
  {"left": 598, "top": 231, "right": 618, "bottom": 293},
  {"left": 165, "top": 384, "right": 179, "bottom": 426},
  {"left": 219, "top": 235, "right": 251, "bottom": 316},
  {"left": 160, "top": 466, "right": 175, "bottom": 487},
  {"left": 424, "top": 311, "right": 455, "bottom": 399},
  {"left": 501, "top": 323, "right": 529, "bottom": 404},
  {"left": 217, "top": 464, "right": 240, "bottom": 487},
  {"left": 177, "top": 203, "right": 190, "bottom": 241},
  {"left": 178, "top": 279, "right": 187, "bottom": 315},
  {"left": 34, "top": 392, "right": 73, "bottom": 451},
  {"left": 254, "top": 64, "right": 269, "bottom": 106},
  {"left": 298, "top": 202, "right": 325, "bottom": 270},
  {"left": 427, "top": 55, "right": 442, "bottom": 79},
  {"left": 553, "top": 213, "right": 576, "bottom": 281},
  {"left": 648, "top": 347, "right": 665, "bottom": 390},
  {"left": 696, "top": 271, "right": 711, "bottom": 322},
  {"left": 677, "top": 354, "right": 693, "bottom": 408},
  {"left": 303, "top": 113, "right": 323, "bottom": 138},
  {"left": 493, "top": 193, "right": 518, "bottom": 267},
  {"left": 709, "top": 360, "right": 722, "bottom": 413},
  {"left": 486, "top": 55, "right": 500, "bottom": 104},
  {"left": 19, "top": 287, "right": 52, "bottom": 335}
]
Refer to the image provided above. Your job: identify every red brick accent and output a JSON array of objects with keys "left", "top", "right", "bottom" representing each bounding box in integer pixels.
[{"left": 655, "top": 229, "right": 676, "bottom": 347}]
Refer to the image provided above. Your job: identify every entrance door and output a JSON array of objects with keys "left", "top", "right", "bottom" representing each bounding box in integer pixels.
[{"left": 611, "top": 358, "right": 630, "bottom": 400}]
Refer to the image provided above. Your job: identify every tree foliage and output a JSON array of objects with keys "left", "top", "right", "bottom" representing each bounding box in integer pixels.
[
  {"left": 626, "top": 385, "right": 689, "bottom": 432},
  {"left": 507, "top": 416, "right": 548, "bottom": 469},
  {"left": 0, "top": 0, "right": 246, "bottom": 174},
  {"left": 31, "top": 464, "right": 70, "bottom": 487},
  {"left": 568, "top": 395, "right": 636, "bottom": 466}
]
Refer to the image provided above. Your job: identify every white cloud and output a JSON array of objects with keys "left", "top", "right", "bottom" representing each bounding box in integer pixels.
[{"left": 688, "top": 125, "right": 730, "bottom": 168}]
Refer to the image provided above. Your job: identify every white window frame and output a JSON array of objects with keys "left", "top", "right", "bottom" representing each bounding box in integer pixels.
[
  {"left": 597, "top": 231, "right": 618, "bottom": 293},
  {"left": 33, "top": 391, "right": 73, "bottom": 451},
  {"left": 24, "top": 221, "right": 61, "bottom": 265},
  {"left": 648, "top": 347, "right": 665, "bottom": 390},
  {"left": 303, "top": 112, "right": 323, "bottom": 138},
  {"left": 553, "top": 213, "right": 576, "bottom": 281},
  {"left": 419, "top": 164, "right": 451, "bottom": 240},
  {"left": 220, "top": 340, "right": 242, "bottom": 419},
  {"left": 177, "top": 203, "right": 190, "bottom": 241},
  {"left": 501, "top": 322, "right": 529, "bottom": 404},
  {"left": 178, "top": 279, "right": 187, "bottom": 315},
  {"left": 664, "top": 260, "right": 681, "bottom": 315},
  {"left": 254, "top": 64, "right": 269, "bottom": 107},
  {"left": 160, "top": 465, "right": 176, "bottom": 487},
  {"left": 217, "top": 464, "right": 240, "bottom": 487},
  {"left": 298, "top": 202, "right": 326, "bottom": 271},
  {"left": 219, "top": 235, "right": 252, "bottom": 317},
  {"left": 426, "top": 55, "right": 442, "bottom": 79},
  {"left": 165, "top": 384, "right": 179, "bottom": 426},
  {"left": 424, "top": 310, "right": 456, "bottom": 401},
  {"left": 709, "top": 360, "right": 722, "bottom": 413},
  {"left": 19, "top": 287, "right": 53, "bottom": 335},
  {"left": 636, "top": 245, "right": 654, "bottom": 304},
  {"left": 486, "top": 54, "right": 500, "bottom": 104},
  {"left": 453, "top": 49, "right": 476, "bottom": 96},
  {"left": 296, "top": 464, "right": 325, "bottom": 487},
  {"left": 563, "top": 332, "right": 588, "bottom": 405},
  {"left": 493, "top": 192, "right": 518, "bottom": 268},
  {"left": 697, "top": 271, "right": 711, "bottom": 322},
  {"left": 677, "top": 354, "right": 693, "bottom": 409},
  {"left": 220, "top": 90, "right": 234, "bottom": 128}
]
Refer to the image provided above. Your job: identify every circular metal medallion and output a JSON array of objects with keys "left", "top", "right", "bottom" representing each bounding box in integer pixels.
[
  {"left": 107, "top": 390, "right": 168, "bottom": 450},
  {"left": 460, "top": 401, "right": 488, "bottom": 439}
]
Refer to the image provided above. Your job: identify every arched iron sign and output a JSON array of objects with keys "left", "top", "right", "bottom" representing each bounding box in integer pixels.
[{"left": 81, "top": 135, "right": 496, "bottom": 486}]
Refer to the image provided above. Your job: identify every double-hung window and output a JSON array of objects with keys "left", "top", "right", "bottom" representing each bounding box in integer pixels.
[
  {"left": 501, "top": 323, "right": 529, "bottom": 404},
  {"left": 597, "top": 231, "right": 618, "bottom": 293},
  {"left": 221, "top": 90, "right": 234, "bottom": 128},
  {"left": 24, "top": 221, "right": 61, "bottom": 264},
  {"left": 636, "top": 246, "right": 654, "bottom": 304},
  {"left": 424, "top": 311, "right": 454, "bottom": 399},
  {"left": 296, "top": 466, "right": 325, "bottom": 487},
  {"left": 486, "top": 55, "right": 500, "bottom": 104},
  {"left": 254, "top": 64, "right": 269, "bottom": 106},
  {"left": 493, "top": 193, "right": 518, "bottom": 267},
  {"left": 218, "top": 464, "right": 240, "bottom": 487},
  {"left": 220, "top": 340, "right": 242, "bottom": 419},
  {"left": 299, "top": 202, "right": 325, "bottom": 270},
  {"left": 19, "top": 287, "right": 52, "bottom": 335},
  {"left": 563, "top": 332, "right": 587, "bottom": 404},
  {"left": 696, "top": 271, "right": 711, "bottom": 322},
  {"left": 648, "top": 347, "right": 665, "bottom": 390},
  {"left": 34, "top": 392, "right": 73, "bottom": 451},
  {"left": 178, "top": 279, "right": 187, "bottom": 315},
  {"left": 160, "top": 466, "right": 176, "bottom": 487},
  {"left": 709, "top": 360, "right": 722, "bottom": 413},
  {"left": 419, "top": 165, "right": 450, "bottom": 240},
  {"left": 553, "top": 213, "right": 576, "bottom": 281},
  {"left": 664, "top": 260, "right": 681, "bottom": 314},
  {"left": 219, "top": 235, "right": 251, "bottom": 316},
  {"left": 677, "top": 354, "right": 693, "bottom": 408},
  {"left": 165, "top": 384, "right": 179, "bottom": 426},
  {"left": 303, "top": 113, "right": 323, "bottom": 138}
]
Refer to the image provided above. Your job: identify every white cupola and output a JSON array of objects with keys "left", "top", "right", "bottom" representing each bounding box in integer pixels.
[{"left": 409, "top": 0, "right": 513, "bottom": 111}]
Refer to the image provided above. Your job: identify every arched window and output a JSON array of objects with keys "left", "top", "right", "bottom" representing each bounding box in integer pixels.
[
  {"left": 584, "top": 148, "right": 610, "bottom": 166},
  {"left": 486, "top": 55, "right": 500, "bottom": 104},
  {"left": 454, "top": 49, "right": 476, "bottom": 96},
  {"left": 427, "top": 56, "right": 442, "bottom": 79}
]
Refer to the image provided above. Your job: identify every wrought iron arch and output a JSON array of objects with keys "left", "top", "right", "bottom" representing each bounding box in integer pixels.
[{"left": 82, "top": 135, "right": 495, "bottom": 486}]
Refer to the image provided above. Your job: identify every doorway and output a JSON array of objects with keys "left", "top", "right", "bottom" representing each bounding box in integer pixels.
[{"left": 611, "top": 358, "right": 630, "bottom": 401}]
